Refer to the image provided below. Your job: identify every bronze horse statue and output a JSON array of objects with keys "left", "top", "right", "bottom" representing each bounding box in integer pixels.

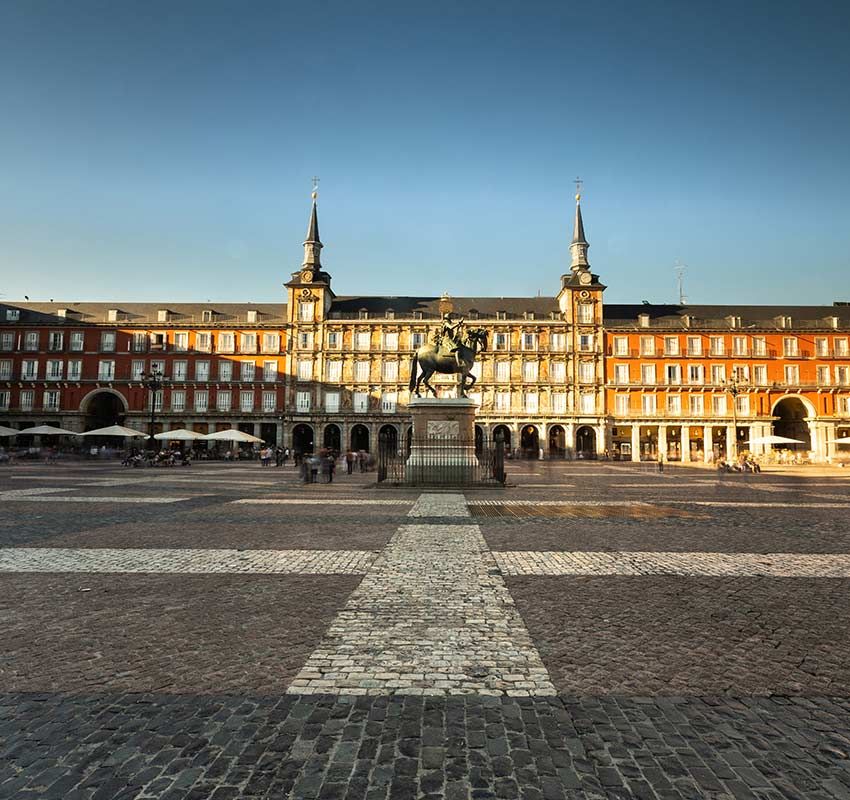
[{"left": 409, "top": 327, "right": 488, "bottom": 397}]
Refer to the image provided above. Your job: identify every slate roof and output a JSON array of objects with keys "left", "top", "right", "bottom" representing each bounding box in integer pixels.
[{"left": 0, "top": 303, "right": 288, "bottom": 326}]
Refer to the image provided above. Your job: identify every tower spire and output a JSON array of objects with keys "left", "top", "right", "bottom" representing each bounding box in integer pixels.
[
  {"left": 302, "top": 179, "right": 322, "bottom": 268},
  {"left": 569, "top": 181, "right": 589, "bottom": 271}
]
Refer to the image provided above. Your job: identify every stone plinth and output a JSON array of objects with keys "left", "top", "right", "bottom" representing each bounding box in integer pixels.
[{"left": 405, "top": 397, "right": 478, "bottom": 485}]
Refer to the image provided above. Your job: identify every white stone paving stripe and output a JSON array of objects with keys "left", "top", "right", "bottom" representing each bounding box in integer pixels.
[
  {"left": 232, "top": 499, "right": 413, "bottom": 506},
  {"left": 0, "top": 488, "right": 75, "bottom": 498},
  {"left": 1, "top": 496, "right": 195, "bottom": 504},
  {"left": 665, "top": 501, "right": 850, "bottom": 508},
  {"left": 468, "top": 499, "right": 651, "bottom": 507},
  {"left": 407, "top": 493, "right": 470, "bottom": 517},
  {"left": 493, "top": 551, "right": 850, "bottom": 577},
  {"left": 0, "top": 548, "right": 375, "bottom": 574}
]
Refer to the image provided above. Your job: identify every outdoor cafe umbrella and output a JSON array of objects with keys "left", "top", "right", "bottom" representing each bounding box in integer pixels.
[
  {"left": 743, "top": 434, "right": 805, "bottom": 445},
  {"left": 202, "top": 429, "right": 264, "bottom": 444},
  {"left": 830, "top": 436, "right": 850, "bottom": 444},
  {"left": 78, "top": 425, "right": 148, "bottom": 438},
  {"left": 153, "top": 428, "right": 205, "bottom": 441},
  {"left": 16, "top": 424, "right": 78, "bottom": 436},
  {"left": 0, "top": 425, "right": 20, "bottom": 437}
]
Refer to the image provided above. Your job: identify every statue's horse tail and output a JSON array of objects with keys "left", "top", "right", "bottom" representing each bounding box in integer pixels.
[{"left": 408, "top": 352, "right": 419, "bottom": 391}]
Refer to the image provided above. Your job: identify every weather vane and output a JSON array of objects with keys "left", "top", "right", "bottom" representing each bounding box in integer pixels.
[
  {"left": 574, "top": 175, "right": 583, "bottom": 201},
  {"left": 311, "top": 176, "right": 320, "bottom": 199}
]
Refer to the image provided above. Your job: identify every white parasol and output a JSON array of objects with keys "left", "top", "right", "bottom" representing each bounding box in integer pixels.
[
  {"left": 153, "top": 428, "right": 205, "bottom": 441},
  {"left": 16, "top": 424, "right": 78, "bottom": 436},
  {"left": 78, "top": 425, "right": 148, "bottom": 438},
  {"left": 744, "top": 435, "right": 806, "bottom": 445},
  {"left": 202, "top": 429, "right": 264, "bottom": 443},
  {"left": 0, "top": 425, "right": 20, "bottom": 437}
]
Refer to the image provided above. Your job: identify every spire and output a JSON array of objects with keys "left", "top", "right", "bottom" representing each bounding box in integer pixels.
[
  {"left": 302, "top": 183, "right": 322, "bottom": 269},
  {"left": 569, "top": 190, "right": 590, "bottom": 271}
]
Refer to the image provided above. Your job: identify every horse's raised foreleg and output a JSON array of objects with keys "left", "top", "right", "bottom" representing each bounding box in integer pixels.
[
  {"left": 420, "top": 368, "right": 438, "bottom": 397},
  {"left": 460, "top": 370, "right": 476, "bottom": 397}
]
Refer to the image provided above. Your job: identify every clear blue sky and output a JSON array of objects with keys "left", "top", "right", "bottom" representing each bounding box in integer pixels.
[{"left": 1, "top": 0, "right": 848, "bottom": 305}]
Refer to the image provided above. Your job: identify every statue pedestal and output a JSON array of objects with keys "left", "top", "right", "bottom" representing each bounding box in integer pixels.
[{"left": 405, "top": 397, "right": 478, "bottom": 485}]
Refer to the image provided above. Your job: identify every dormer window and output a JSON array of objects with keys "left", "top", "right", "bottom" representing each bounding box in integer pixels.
[
  {"left": 468, "top": 309, "right": 479, "bottom": 320},
  {"left": 107, "top": 309, "right": 119, "bottom": 322},
  {"left": 385, "top": 309, "right": 395, "bottom": 320},
  {"left": 496, "top": 310, "right": 507, "bottom": 321},
  {"left": 246, "top": 310, "right": 258, "bottom": 324},
  {"left": 358, "top": 309, "right": 369, "bottom": 320},
  {"left": 829, "top": 316, "right": 840, "bottom": 330},
  {"left": 202, "top": 309, "right": 214, "bottom": 323},
  {"left": 6, "top": 309, "right": 20, "bottom": 321},
  {"left": 413, "top": 311, "right": 423, "bottom": 320},
  {"left": 777, "top": 315, "right": 792, "bottom": 329},
  {"left": 638, "top": 313, "right": 650, "bottom": 328},
  {"left": 524, "top": 311, "right": 535, "bottom": 321},
  {"left": 157, "top": 309, "right": 170, "bottom": 323}
]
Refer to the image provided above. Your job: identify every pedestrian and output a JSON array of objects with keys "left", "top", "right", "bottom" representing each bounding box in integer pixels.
[
  {"left": 657, "top": 453, "right": 664, "bottom": 473},
  {"left": 358, "top": 450, "right": 367, "bottom": 473},
  {"left": 346, "top": 450, "right": 354, "bottom": 475},
  {"left": 328, "top": 453, "right": 335, "bottom": 483},
  {"left": 275, "top": 447, "right": 282, "bottom": 467}
]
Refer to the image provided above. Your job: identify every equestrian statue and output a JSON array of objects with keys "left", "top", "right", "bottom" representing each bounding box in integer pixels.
[{"left": 409, "top": 312, "right": 488, "bottom": 397}]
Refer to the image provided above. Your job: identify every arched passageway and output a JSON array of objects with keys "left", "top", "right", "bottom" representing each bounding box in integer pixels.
[
  {"left": 378, "top": 424, "right": 398, "bottom": 453},
  {"left": 492, "top": 425, "right": 511, "bottom": 450},
  {"left": 475, "top": 425, "right": 484, "bottom": 456},
  {"left": 575, "top": 426, "right": 596, "bottom": 459},
  {"left": 323, "top": 424, "right": 341, "bottom": 452},
  {"left": 350, "top": 424, "right": 370, "bottom": 452},
  {"left": 548, "top": 425, "right": 566, "bottom": 459},
  {"left": 520, "top": 425, "right": 539, "bottom": 458},
  {"left": 292, "top": 423, "right": 314, "bottom": 454},
  {"left": 772, "top": 397, "right": 811, "bottom": 450},
  {"left": 82, "top": 390, "right": 126, "bottom": 431}
]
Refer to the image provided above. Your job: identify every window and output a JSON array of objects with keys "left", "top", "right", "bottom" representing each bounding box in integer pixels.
[
  {"left": 263, "top": 361, "right": 278, "bottom": 382},
  {"left": 522, "top": 361, "right": 538, "bottom": 382},
  {"left": 496, "top": 310, "right": 507, "bottom": 320},
  {"left": 262, "top": 391, "right": 276, "bottom": 412},
  {"left": 327, "top": 331, "right": 341, "bottom": 349},
  {"left": 783, "top": 337, "right": 799, "bottom": 357},
  {"left": 736, "top": 395, "right": 750, "bottom": 416},
  {"left": 216, "top": 390, "right": 231, "bottom": 411},
  {"left": 246, "top": 310, "right": 258, "bottom": 324},
  {"left": 710, "top": 365, "right": 726, "bottom": 384},
  {"left": 262, "top": 333, "right": 280, "bottom": 353},
  {"left": 298, "top": 331, "right": 314, "bottom": 350},
  {"left": 218, "top": 360, "right": 233, "bottom": 381},
  {"left": 614, "top": 364, "right": 629, "bottom": 384},
  {"left": 382, "top": 361, "right": 398, "bottom": 382},
  {"left": 297, "top": 359, "right": 312, "bottom": 381},
  {"left": 521, "top": 333, "right": 537, "bottom": 351},
  {"left": 664, "top": 336, "right": 680, "bottom": 356},
  {"left": 173, "top": 332, "right": 188, "bottom": 352},
  {"left": 355, "top": 361, "right": 370, "bottom": 382},
  {"left": 0, "top": 391, "right": 9, "bottom": 410},
  {"left": 48, "top": 332, "right": 64, "bottom": 351},
  {"left": 836, "top": 339, "right": 849, "bottom": 357},
  {"left": 614, "top": 394, "right": 629, "bottom": 416},
  {"left": 753, "top": 365, "right": 767, "bottom": 385},
  {"left": 353, "top": 391, "right": 369, "bottom": 413},
  {"left": 130, "top": 359, "right": 145, "bottom": 380},
  {"left": 218, "top": 333, "right": 235, "bottom": 353},
  {"left": 326, "top": 361, "right": 342, "bottom": 383},
  {"left": 815, "top": 338, "right": 829, "bottom": 357},
  {"left": 150, "top": 359, "right": 165, "bottom": 375},
  {"left": 355, "top": 331, "right": 371, "bottom": 351},
  {"left": 686, "top": 336, "right": 702, "bottom": 356},
  {"left": 150, "top": 332, "right": 166, "bottom": 351},
  {"left": 552, "top": 392, "right": 567, "bottom": 413},
  {"left": 490, "top": 332, "right": 508, "bottom": 351},
  {"left": 43, "top": 390, "right": 60, "bottom": 411},
  {"left": 67, "top": 360, "right": 82, "bottom": 380},
  {"left": 157, "top": 309, "right": 170, "bottom": 323},
  {"left": 241, "top": 361, "right": 256, "bottom": 382},
  {"left": 24, "top": 332, "right": 39, "bottom": 351},
  {"left": 838, "top": 396, "right": 850, "bottom": 415},
  {"left": 381, "top": 392, "right": 398, "bottom": 413},
  {"left": 132, "top": 332, "right": 148, "bottom": 352},
  {"left": 551, "top": 362, "right": 566, "bottom": 383},
  {"left": 296, "top": 391, "right": 311, "bottom": 413},
  {"left": 712, "top": 395, "right": 727, "bottom": 415},
  {"left": 0, "top": 333, "right": 13, "bottom": 351},
  {"left": 752, "top": 336, "right": 767, "bottom": 356},
  {"left": 580, "top": 392, "right": 596, "bottom": 413},
  {"left": 709, "top": 336, "right": 725, "bottom": 356},
  {"left": 194, "top": 390, "right": 209, "bottom": 412},
  {"left": 639, "top": 336, "right": 655, "bottom": 356},
  {"left": 817, "top": 365, "right": 830, "bottom": 386},
  {"left": 495, "top": 361, "right": 510, "bottom": 382},
  {"left": 21, "top": 359, "right": 38, "bottom": 379},
  {"left": 667, "top": 394, "right": 682, "bottom": 415},
  {"left": 578, "top": 334, "right": 594, "bottom": 352},
  {"left": 383, "top": 332, "right": 399, "bottom": 351},
  {"left": 324, "top": 391, "right": 340, "bottom": 413},
  {"left": 411, "top": 332, "right": 426, "bottom": 349},
  {"left": 171, "top": 390, "right": 186, "bottom": 412},
  {"left": 690, "top": 395, "right": 704, "bottom": 415},
  {"left": 642, "top": 394, "right": 657, "bottom": 414},
  {"left": 524, "top": 392, "right": 538, "bottom": 413},
  {"left": 785, "top": 365, "right": 799, "bottom": 385},
  {"left": 0, "top": 360, "right": 10, "bottom": 380},
  {"left": 732, "top": 336, "right": 748, "bottom": 356},
  {"left": 613, "top": 336, "right": 629, "bottom": 356},
  {"left": 46, "top": 359, "right": 63, "bottom": 380},
  {"left": 494, "top": 392, "right": 511, "bottom": 411},
  {"left": 836, "top": 366, "right": 850, "bottom": 386},
  {"left": 202, "top": 310, "right": 214, "bottom": 323},
  {"left": 5, "top": 309, "right": 19, "bottom": 321},
  {"left": 665, "top": 364, "right": 682, "bottom": 385},
  {"left": 640, "top": 364, "right": 656, "bottom": 384},
  {"left": 100, "top": 332, "right": 116, "bottom": 352},
  {"left": 150, "top": 390, "right": 163, "bottom": 412},
  {"left": 550, "top": 333, "right": 567, "bottom": 352},
  {"left": 732, "top": 364, "right": 750, "bottom": 383},
  {"left": 578, "top": 362, "right": 594, "bottom": 383},
  {"left": 195, "top": 361, "right": 210, "bottom": 381},
  {"left": 20, "top": 390, "right": 34, "bottom": 411},
  {"left": 98, "top": 360, "right": 115, "bottom": 380},
  {"left": 240, "top": 390, "right": 254, "bottom": 412},
  {"left": 470, "top": 361, "right": 482, "bottom": 381},
  {"left": 576, "top": 304, "right": 594, "bottom": 323},
  {"left": 172, "top": 360, "right": 188, "bottom": 381},
  {"left": 240, "top": 333, "right": 257, "bottom": 353},
  {"left": 298, "top": 302, "right": 314, "bottom": 322}
]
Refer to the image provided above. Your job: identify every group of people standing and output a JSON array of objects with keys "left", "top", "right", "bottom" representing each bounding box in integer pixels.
[{"left": 296, "top": 449, "right": 372, "bottom": 483}]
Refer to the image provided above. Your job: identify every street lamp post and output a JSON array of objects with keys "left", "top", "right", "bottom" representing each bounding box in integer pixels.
[
  {"left": 727, "top": 369, "right": 741, "bottom": 461},
  {"left": 141, "top": 370, "right": 168, "bottom": 450}
]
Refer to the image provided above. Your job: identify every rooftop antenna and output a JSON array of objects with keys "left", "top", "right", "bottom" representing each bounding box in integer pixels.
[{"left": 674, "top": 260, "right": 688, "bottom": 305}]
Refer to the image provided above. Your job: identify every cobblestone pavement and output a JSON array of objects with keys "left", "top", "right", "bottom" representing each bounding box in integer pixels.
[{"left": 2, "top": 462, "right": 850, "bottom": 798}]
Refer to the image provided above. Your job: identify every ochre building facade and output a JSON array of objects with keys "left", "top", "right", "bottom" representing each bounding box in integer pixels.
[{"left": 2, "top": 194, "right": 849, "bottom": 462}]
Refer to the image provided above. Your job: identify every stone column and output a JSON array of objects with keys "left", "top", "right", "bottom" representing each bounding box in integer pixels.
[
  {"left": 703, "top": 425, "right": 713, "bottom": 463},
  {"left": 825, "top": 422, "right": 836, "bottom": 463},
  {"left": 680, "top": 425, "right": 691, "bottom": 462},
  {"left": 658, "top": 425, "right": 668, "bottom": 460},
  {"left": 809, "top": 422, "right": 823, "bottom": 463},
  {"left": 631, "top": 425, "right": 641, "bottom": 462},
  {"left": 253, "top": 422, "right": 261, "bottom": 438},
  {"left": 595, "top": 424, "right": 607, "bottom": 456},
  {"left": 726, "top": 424, "right": 736, "bottom": 461},
  {"left": 276, "top": 421, "right": 284, "bottom": 448}
]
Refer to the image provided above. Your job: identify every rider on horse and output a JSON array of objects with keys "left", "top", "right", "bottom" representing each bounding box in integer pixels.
[{"left": 434, "top": 312, "right": 465, "bottom": 367}]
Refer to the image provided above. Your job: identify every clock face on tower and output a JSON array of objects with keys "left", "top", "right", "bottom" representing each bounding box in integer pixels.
[
  {"left": 301, "top": 270, "right": 314, "bottom": 283},
  {"left": 579, "top": 272, "right": 592, "bottom": 285}
]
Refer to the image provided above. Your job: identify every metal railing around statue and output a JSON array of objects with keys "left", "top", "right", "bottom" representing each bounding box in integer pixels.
[{"left": 377, "top": 433, "right": 507, "bottom": 486}]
